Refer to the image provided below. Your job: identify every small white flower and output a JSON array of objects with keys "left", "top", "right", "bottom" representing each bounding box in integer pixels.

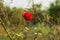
[
  {"left": 38, "top": 33, "right": 42, "bottom": 36},
  {"left": 34, "top": 33, "right": 37, "bottom": 35}
]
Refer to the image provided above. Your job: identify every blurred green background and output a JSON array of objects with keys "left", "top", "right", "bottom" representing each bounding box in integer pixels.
[{"left": 0, "top": 0, "right": 60, "bottom": 40}]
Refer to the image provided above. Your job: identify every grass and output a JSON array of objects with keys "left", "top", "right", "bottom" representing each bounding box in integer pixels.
[{"left": 0, "top": 22, "right": 60, "bottom": 40}]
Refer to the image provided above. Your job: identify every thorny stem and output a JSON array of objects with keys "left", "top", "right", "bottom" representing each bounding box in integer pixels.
[
  {"left": 0, "top": 18, "right": 12, "bottom": 40},
  {"left": 0, "top": 6, "right": 12, "bottom": 40}
]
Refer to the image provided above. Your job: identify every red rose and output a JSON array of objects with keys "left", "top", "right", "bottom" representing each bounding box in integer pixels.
[{"left": 23, "top": 12, "right": 33, "bottom": 21}]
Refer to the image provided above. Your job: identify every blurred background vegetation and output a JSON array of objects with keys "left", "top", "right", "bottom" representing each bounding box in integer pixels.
[{"left": 0, "top": 0, "right": 60, "bottom": 40}]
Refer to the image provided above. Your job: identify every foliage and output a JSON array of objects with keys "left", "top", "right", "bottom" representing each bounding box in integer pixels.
[
  {"left": 0, "top": 0, "right": 60, "bottom": 40},
  {"left": 48, "top": 0, "right": 60, "bottom": 25}
]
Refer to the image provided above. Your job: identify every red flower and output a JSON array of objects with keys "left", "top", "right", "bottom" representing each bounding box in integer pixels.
[{"left": 23, "top": 12, "right": 33, "bottom": 21}]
